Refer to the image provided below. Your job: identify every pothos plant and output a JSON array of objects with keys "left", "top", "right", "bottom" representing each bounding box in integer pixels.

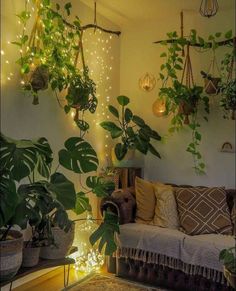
[
  {"left": 13, "top": 0, "right": 97, "bottom": 132},
  {"left": 158, "top": 30, "right": 210, "bottom": 174},
  {"left": 100, "top": 95, "right": 162, "bottom": 160}
]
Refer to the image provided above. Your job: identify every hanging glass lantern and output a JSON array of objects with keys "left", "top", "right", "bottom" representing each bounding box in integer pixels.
[
  {"left": 199, "top": 0, "right": 219, "bottom": 18},
  {"left": 139, "top": 73, "right": 156, "bottom": 92},
  {"left": 152, "top": 98, "right": 166, "bottom": 117}
]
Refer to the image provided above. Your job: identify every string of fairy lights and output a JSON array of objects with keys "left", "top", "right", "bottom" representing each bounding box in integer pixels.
[{"left": 1, "top": 0, "right": 119, "bottom": 274}]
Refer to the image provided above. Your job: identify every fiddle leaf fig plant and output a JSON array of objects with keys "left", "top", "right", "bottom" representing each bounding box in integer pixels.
[{"left": 100, "top": 95, "right": 162, "bottom": 161}]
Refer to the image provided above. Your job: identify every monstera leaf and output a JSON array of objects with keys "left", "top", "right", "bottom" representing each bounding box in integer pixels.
[
  {"left": 74, "top": 191, "right": 91, "bottom": 215},
  {"left": 0, "top": 177, "right": 18, "bottom": 228},
  {"left": 0, "top": 134, "right": 52, "bottom": 181},
  {"left": 47, "top": 172, "right": 76, "bottom": 210},
  {"left": 89, "top": 211, "right": 119, "bottom": 255},
  {"left": 86, "top": 176, "right": 115, "bottom": 197},
  {"left": 59, "top": 137, "right": 99, "bottom": 173}
]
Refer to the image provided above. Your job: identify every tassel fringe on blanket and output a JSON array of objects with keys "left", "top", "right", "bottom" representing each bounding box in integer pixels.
[{"left": 117, "top": 247, "right": 225, "bottom": 284}]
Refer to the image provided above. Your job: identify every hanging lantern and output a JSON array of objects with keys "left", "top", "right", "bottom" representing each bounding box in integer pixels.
[
  {"left": 139, "top": 73, "right": 156, "bottom": 92},
  {"left": 152, "top": 98, "right": 166, "bottom": 117},
  {"left": 199, "top": 0, "right": 219, "bottom": 18}
]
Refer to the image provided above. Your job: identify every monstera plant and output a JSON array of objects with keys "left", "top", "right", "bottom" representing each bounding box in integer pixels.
[
  {"left": 0, "top": 133, "right": 118, "bottom": 255},
  {"left": 100, "top": 95, "right": 162, "bottom": 161}
]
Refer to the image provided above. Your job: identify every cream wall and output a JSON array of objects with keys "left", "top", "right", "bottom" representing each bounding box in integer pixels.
[
  {"left": 1, "top": 0, "right": 120, "bottom": 219},
  {"left": 119, "top": 6, "right": 235, "bottom": 187}
]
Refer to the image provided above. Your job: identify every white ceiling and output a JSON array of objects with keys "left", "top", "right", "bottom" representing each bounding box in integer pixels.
[{"left": 80, "top": 0, "right": 235, "bottom": 27}]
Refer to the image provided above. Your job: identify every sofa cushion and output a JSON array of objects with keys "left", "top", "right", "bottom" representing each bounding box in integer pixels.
[
  {"left": 134, "top": 177, "right": 155, "bottom": 223},
  {"left": 175, "top": 187, "right": 233, "bottom": 235},
  {"left": 152, "top": 183, "right": 179, "bottom": 229}
]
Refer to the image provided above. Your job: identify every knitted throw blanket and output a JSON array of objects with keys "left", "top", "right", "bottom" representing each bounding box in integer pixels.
[{"left": 116, "top": 223, "right": 234, "bottom": 283}]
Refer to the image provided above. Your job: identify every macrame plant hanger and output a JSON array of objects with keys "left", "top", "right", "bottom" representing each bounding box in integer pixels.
[
  {"left": 180, "top": 44, "right": 195, "bottom": 125},
  {"left": 204, "top": 51, "right": 221, "bottom": 95}
]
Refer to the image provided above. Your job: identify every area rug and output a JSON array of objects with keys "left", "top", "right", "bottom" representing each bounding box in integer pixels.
[{"left": 67, "top": 273, "right": 170, "bottom": 291}]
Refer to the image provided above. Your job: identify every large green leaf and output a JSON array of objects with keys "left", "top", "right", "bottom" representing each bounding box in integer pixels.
[
  {"left": 89, "top": 211, "right": 119, "bottom": 255},
  {"left": 86, "top": 176, "right": 115, "bottom": 197},
  {"left": 74, "top": 191, "right": 91, "bottom": 215},
  {"left": 134, "top": 136, "right": 149, "bottom": 154},
  {"left": 125, "top": 108, "right": 133, "bottom": 123},
  {"left": 0, "top": 134, "right": 52, "bottom": 181},
  {"left": 108, "top": 105, "right": 119, "bottom": 118},
  {"left": 59, "top": 137, "right": 99, "bottom": 173},
  {"left": 148, "top": 143, "right": 161, "bottom": 159},
  {"left": 0, "top": 177, "right": 18, "bottom": 228},
  {"left": 100, "top": 122, "right": 123, "bottom": 139},
  {"left": 48, "top": 172, "right": 76, "bottom": 210},
  {"left": 132, "top": 115, "right": 145, "bottom": 127},
  {"left": 117, "top": 95, "right": 130, "bottom": 106},
  {"left": 114, "top": 143, "right": 128, "bottom": 160}
]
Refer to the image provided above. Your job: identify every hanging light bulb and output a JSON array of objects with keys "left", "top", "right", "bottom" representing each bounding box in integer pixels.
[
  {"left": 152, "top": 98, "right": 166, "bottom": 117},
  {"left": 199, "top": 0, "right": 219, "bottom": 18},
  {"left": 139, "top": 73, "right": 156, "bottom": 92}
]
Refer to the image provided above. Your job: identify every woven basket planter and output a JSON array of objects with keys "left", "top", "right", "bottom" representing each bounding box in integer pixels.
[
  {"left": 22, "top": 242, "right": 40, "bottom": 267},
  {"left": 224, "top": 266, "right": 236, "bottom": 289},
  {"left": 0, "top": 230, "right": 23, "bottom": 282},
  {"left": 40, "top": 224, "right": 75, "bottom": 260}
]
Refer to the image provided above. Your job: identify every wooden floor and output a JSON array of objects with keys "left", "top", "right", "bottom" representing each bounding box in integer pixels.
[{"left": 13, "top": 265, "right": 88, "bottom": 291}]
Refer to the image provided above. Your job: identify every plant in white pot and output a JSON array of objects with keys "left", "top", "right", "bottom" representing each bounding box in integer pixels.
[{"left": 100, "top": 95, "right": 162, "bottom": 165}]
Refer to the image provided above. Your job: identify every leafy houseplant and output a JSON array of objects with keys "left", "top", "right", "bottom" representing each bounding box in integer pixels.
[
  {"left": 219, "top": 247, "right": 236, "bottom": 288},
  {"left": 158, "top": 31, "right": 210, "bottom": 174},
  {"left": 14, "top": 0, "right": 97, "bottom": 130},
  {"left": 100, "top": 95, "right": 162, "bottom": 161}
]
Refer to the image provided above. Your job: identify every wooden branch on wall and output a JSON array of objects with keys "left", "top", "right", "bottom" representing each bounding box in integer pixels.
[
  {"left": 154, "top": 36, "right": 236, "bottom": 47},
  {"left": 50, "top": 8, "right": 121, "bottom": 36}
]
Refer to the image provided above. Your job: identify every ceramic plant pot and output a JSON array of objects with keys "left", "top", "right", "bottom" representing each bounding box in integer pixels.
[
  {"left": 22, "top": 242, "right": 40, "bottom": 267},
  {"left": 204, "top": 77, "right": 221, "bottom": 95},
  {"left": 0, "top": 230, "right": 23, "bottom": 282},
  {"left": 40, "top": 224, "right": 75, "bottom": 260},
  {"left": 224, "top": 266, "right": 236, "bottom": 289}
]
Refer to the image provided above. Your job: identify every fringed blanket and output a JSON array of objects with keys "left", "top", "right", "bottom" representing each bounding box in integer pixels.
[{"left": 116, "top": 223, "right": 234, "bottom": 283}]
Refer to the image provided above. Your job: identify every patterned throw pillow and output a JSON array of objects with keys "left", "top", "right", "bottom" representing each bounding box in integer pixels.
[
  {"left": 135, "top": 177, "right": 156, "bottom": 224},
  {"left": 175, "top": 187, "right": 233, "bottom": 235},
  {"left": 152, "top": 183, "right": 179, "bottom": 229}
]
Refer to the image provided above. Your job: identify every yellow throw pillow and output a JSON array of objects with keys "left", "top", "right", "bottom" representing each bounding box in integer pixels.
[
  {"left": 135, "top": 177, "right": 155, "bottom": 223},
  {"left": 152, "top": 184, "right": 179, "bottom": 229}
]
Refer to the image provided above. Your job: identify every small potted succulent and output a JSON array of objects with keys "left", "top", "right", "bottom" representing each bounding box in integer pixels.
[{"left": 100, "top": 95, "right": 162, "bottom": 165}]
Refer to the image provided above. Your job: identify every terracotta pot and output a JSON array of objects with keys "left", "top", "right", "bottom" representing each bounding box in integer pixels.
[
  {"left": 0, "top": 230, "right": 23, "bottom": 282},
  {"left": 224, "top": 266, "right": 236, "bottom": 289},
  {"left": 22, "top": 242, "right": 40, "bottom": 267},
  {"left": 178, "top": 101, "right": 196, "bottom": 125},
  {"left": 204, "top": 77, "right": 221, "bottom": 95},
  {"left": 40, "top": 224, "right": 75, "bottom": 260}
]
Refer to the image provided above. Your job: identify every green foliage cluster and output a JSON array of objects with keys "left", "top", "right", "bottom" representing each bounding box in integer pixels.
[
  {"left": 14, "top": 0, "right": 97, "bottom": 130},
  {"left": 158, "top": 29, "right": 234, "bottom": 174},
  {"left": 100, "top": 96, "right": 162, "bottom": 161},
  {"left": 220, "top": 247, "right": 236, "bottom": 274},
  {"left": 0, "top": 133, "right": 118, "bottom": 251}
]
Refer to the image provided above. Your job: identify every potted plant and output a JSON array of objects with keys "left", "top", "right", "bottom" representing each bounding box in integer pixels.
[
  {"left": 100, "top": 95, "right": 162, "bottom": 164},
  {"left": 219, "top": 246, "right": 236, "bottom": 288},
  {"left": 219, "top": 79, "right": 236, "bottom": 120},
  {"left": 200, "top": 70, "right": 221, "bottom": 95},
  {"left": 0, "top": 176, "right": 23, "bottom": 281}
]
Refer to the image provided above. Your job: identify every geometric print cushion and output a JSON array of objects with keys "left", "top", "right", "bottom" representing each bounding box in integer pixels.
[{"left": 175, "top": 187, "right": 233, "bottom": 235}]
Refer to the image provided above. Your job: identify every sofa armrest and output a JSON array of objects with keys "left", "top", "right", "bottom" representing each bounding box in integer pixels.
[{"left": 100, "top": 187, "right": 136, "bottom": 224}]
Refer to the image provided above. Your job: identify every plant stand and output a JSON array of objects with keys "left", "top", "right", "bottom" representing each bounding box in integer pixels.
[{"left": 0, "top": 247, "right": 77, "bottom": 291}]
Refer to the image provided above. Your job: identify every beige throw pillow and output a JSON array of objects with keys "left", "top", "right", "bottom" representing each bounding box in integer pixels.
[
  {"left": 175, "top": 187, "right": 233, "bottom": 235},
  {"left": 135, "top": 177, "right": 155, "bottom": 223},
  {"left": 152, "top": 184, "right": 179, "bottom": 229}
]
